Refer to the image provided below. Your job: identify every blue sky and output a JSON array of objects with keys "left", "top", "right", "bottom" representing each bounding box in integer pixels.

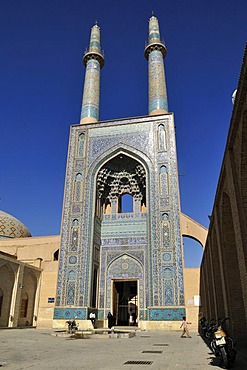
[{"left": 1, "top": 0, "right": 246, "bottom": 266}]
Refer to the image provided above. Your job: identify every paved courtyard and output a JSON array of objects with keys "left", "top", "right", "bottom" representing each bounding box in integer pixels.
[{"left": 0, "top": 328, "right": 247, "bottom": 369}]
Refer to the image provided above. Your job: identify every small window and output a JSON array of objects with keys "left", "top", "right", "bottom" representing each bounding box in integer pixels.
[{"left": 53, "top": 249, "right": 59, "bottom": 261}]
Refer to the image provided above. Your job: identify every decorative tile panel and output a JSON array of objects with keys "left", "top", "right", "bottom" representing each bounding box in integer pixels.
[{"left": 148, "top": 307, "right": 185, "bottom": 321}]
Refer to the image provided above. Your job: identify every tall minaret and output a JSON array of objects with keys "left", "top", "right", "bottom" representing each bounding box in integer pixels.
[
  {"left": 80, "top": 22, "right": 105, "bottom": 124},
  {"left": 144, "top": 14, "right": 168, "bottom": 115}
]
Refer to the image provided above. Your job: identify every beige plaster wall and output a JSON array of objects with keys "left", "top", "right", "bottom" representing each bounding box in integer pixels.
[
  {"left": 38, "top": 263, "right": 59, "bottom": 328},
  {"left": 139, "top": 320, "right": 181, "bottom": 331},
  {"left": 184, "top": 268, "right": 200, "bottom": 331},
  {"left": 0, "top": 235, "right": 60, "bottom": 263}
]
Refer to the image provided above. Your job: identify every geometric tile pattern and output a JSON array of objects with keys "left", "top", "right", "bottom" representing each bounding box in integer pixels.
[
  {"left": 148, "top": 50, "right": 168, "bottom": 113},
  {"left": 0, "top": 210, "right": 31, "bottom": 239}
]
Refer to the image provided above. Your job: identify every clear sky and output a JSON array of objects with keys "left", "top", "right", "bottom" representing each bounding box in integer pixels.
[{"left": 1, "top": 0, "right": 246, "bottom": 266}]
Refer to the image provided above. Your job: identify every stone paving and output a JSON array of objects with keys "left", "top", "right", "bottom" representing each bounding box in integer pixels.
[{"left": 0, "top": 328, "right": 247, "bottom": 369}]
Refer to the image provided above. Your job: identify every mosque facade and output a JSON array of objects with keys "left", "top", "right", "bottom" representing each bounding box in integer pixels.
[
  {"left": 53, "top": 16, "right": 205, "bottom": 330},
  {"left": 0, "top": 16, "right": 207, "bottom": 330}
]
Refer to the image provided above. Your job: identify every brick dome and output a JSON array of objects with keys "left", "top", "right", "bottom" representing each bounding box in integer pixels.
[{"left": 0, "top": 210, "right": 31, "bottom": 239}]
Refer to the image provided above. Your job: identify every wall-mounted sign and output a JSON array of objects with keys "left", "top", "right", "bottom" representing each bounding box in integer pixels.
[{"left": 48, "top": 298, "right": 55, "bottom": 303}]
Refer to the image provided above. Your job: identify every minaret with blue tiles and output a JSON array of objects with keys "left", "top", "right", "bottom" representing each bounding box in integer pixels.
[
  {"left": 144, "top": 14, "right": 168, "bottom": 115},
  {"left": 80, "top": 22, "right": 104, "bottom": 124}
]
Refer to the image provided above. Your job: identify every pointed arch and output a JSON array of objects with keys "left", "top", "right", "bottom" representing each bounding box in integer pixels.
[
  {"left": 108, "top": 253, "right": 144, "bottom": 271},
  {"left": 105, "top": 254, "right": 145, "bottom": 318},
  {"left": 88, "top": 143, "right": 153, "bottom": 179},
  {"left": 19, "top": 269, "right": 38, "bottom": 326},
  {"left": 0, "top": 262, "right": 15, "bottom": 327}
]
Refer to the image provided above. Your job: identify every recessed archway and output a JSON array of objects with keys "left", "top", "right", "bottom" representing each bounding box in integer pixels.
[{"left": 96, "top": 153, "right": 146, "bottom": 216}]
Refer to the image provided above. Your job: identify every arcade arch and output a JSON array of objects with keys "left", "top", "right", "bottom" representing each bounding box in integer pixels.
[{"left": 0, "top": 263, "right": 15, "bottom": 327}]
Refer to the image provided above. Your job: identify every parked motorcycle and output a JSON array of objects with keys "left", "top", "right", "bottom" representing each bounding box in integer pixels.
[
  {"left": 206, "top": 319, "right": 218, "bottom": 342},
  {"left": 210, "top": 318, "right": 236, "bottom": 369},
  {"left": 199, "top": 316, "right": 208, "bottom": 337},
  {"left": 66, "top": 319, "right": 78, "bottom": 334},
  {"left": 199, "top": 317, "right": 217, "bottom": 342}
]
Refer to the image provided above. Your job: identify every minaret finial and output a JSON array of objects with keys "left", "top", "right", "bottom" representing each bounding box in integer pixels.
[
  {"left": 151, "top": 10, "right": 155, "bottom": 16},
  {"left": 80, "top": 23, "right": 105, "bottom": 124},
  {"left": 144, "top": 15, "right": 168, "bottom": 115}
]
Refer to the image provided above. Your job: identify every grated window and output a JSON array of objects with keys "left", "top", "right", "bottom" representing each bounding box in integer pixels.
[
  {"left": 153, "top": 344, "right": 169, "bottom": 346},
  {"left": 124, "top": 360, "right": 154, "bottom": 365}
]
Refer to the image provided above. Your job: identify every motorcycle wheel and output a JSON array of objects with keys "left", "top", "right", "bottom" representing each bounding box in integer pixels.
[
  {"left": 220, "top": 347, "right": 229, "bottom": 369},
  {"left": 210, "top": 341, "right": 217, "bottom": 355}
]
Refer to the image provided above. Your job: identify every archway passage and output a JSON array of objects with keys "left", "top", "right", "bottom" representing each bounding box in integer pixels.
[{"left": 112, "top": 280, "right": 138, "bottom": 326}]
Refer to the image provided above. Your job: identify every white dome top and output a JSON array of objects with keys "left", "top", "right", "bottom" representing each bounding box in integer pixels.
[{"left": 0, "top": 210, "right": 31, "bottom": 239}]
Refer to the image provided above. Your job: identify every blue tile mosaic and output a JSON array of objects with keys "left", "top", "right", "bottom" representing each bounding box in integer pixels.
[{"left": 148, "top": 308, "right": 186, "bottom": 321}]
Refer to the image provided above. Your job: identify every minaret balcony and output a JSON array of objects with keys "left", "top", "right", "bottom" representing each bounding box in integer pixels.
[
  {"left": 144, "top": 41, "right": 167, "bottom": 59},
  {"left": 83, "top": 50, "right": 105, "bottom": 68}
]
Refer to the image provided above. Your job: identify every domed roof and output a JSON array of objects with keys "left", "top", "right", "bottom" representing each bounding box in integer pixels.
[{"left": 0, "top": 210, "right": 31, "bottom": 239}]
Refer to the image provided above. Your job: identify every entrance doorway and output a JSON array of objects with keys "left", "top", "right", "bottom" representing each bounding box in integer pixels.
[{"left": 112, "top": 280, "right": 138, "bottom": 326}]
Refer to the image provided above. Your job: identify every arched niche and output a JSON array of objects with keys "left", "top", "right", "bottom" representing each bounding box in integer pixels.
[
  {"left": 0, "top": 263, "right": 15, "bottom": 327},
  {"left": 96, "top": 153, "right": 147, "bottom": 217},
  {"left": 19, "top": 270, "right": 38, "bottom": 327},
  {"left": 105, "top": 254, "right": 145, "bottom": 322}
]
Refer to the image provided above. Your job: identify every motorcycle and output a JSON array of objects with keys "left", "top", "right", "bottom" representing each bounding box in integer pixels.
[
  {"left": 66, "top": 319, "right": 78, "bottom": 334},
  {"left": 210, "top": 318, "right": 236, "bottom": 369},
  {"left": 199, "top": 316, "right": 208, "bottom": 338}
]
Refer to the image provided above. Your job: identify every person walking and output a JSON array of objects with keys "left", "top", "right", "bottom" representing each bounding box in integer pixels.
[{"left": 180, "top": 316, "right": 192, "bottom": 338}]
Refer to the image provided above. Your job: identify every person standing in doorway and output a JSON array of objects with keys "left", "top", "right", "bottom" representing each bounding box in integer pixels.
[
  {"left": 180, "top": 316, "right": 192, "bottom": 338},
  {"left": 107, "top": 312, "right": 113, "bottom": 329}
]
